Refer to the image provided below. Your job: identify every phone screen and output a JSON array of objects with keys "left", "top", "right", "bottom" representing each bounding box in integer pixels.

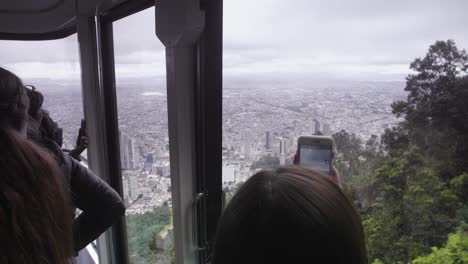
[{"left": 299, "top": 145, "right": 332, "bottom": 175}]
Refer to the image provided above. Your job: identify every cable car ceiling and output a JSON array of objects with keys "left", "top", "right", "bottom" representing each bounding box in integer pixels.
[{"left": 0, "top": 0, "right": 132, "bottom": 36}]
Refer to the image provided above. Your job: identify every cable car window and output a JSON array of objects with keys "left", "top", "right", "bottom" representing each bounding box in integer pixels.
[
  {"left": 0, "top": 35, "right": 85, "bottom": 159},
  {"left": 222, "top": 0, "right": 468, "bottom": 263},
  {"left": 113, "top": 7, "right": 174, "bottom": 264}
]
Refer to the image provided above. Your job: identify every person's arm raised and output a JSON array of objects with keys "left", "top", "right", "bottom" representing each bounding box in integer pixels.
[{"left": 68, "top": 156, "right": 125, "bottom": 253}]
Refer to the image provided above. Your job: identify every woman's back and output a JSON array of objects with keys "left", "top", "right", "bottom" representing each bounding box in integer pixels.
[
  {"left": 212, "top": 166, "right": 367, "bottom": 264},
  {"left": 0, "top": 67, "right": 73, "bottom": 263}
]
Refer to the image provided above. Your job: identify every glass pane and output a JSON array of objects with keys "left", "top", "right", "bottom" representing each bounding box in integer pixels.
[
  {"left": 223, "top": 0, "right": 468, "bottom": 263},
  {"left": 0, "top": 35, "right": 84, "bottom": 155},
  {"left": 113, "top": 7, "right": 174, "bottom": 264}
]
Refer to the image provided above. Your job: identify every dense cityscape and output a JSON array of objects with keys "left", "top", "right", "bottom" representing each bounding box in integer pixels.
[{"left": 37, "top": 77, "right": 405, "bottom": 214}]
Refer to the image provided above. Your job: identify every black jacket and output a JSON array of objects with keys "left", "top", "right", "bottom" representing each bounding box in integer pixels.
[{"left": 45, "top": 140, "right": 126, "bottom": 253}]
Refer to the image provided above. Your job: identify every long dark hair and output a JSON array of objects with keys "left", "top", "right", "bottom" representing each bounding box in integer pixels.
[
  {"left": 0, "top": 67, "right": 73, "bottom": 263},
  {"left": 212, "top": 166, "right": 368, "bottom": 264}
]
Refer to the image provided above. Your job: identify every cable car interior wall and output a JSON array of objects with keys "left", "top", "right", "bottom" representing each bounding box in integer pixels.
[{"left": 0, "top": 0, "right": 223, "bottom": 264}]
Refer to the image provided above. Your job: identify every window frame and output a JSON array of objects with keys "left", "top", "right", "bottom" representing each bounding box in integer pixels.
[{"left": 194, "top": 0, "right": 224, "bottom": 262}]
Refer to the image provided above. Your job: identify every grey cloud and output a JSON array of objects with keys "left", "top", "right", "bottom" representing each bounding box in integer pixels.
[{"left": 1, "top": 1, "right": 468, "bottom": 80}]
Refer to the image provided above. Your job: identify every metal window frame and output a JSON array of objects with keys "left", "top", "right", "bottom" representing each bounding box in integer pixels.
[
  {"left": 154, "top": 0, "right": 223, "bottom": 262},
  {"left": 77, "top": 2, "right": 159, "bottom": 263},
  {"left": 75, "top": 2, "right": 158, "bottom": 263},
  {"left": 0, "top": 0, "right": 65, "bottom": 14},
  {"left": 100, "top": 0, "right": 154, "bottom": 23},
  {"left": 194, "top": 0, "right": 223, "bottom": 262},
  {"left": 0, "top": 25, "right": 76, "bottom": 40},
  {"left": 77, "top": 14, "right": 129, "bottom": 264},
  {"left": 155, "top": 0, "right": 205, "bottom": 263},
  {"left": 0, "top": 0, "right": 153, "bottom": 40},
  {"left": 96, "top": 18, "right": 130, "bottom": 264}
]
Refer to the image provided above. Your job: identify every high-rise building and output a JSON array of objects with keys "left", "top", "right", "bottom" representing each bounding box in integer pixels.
[
  {"left": 279, "top": 138, "right": 286, "bottom": 165},
  {"left": 279, "top": 137, "right": 288, "bottom": 165},
  {"left": 154, "top": 161, "right": 170, "bottom": 177},
  {"left": 244, "top": 129, "right": 251, "bottom": 159},
  {"left": 222, "top": 165, "right": 236, "bottom": 183},
  {"left": 127, "top": 174, "right": 139, "bottom": 201},
  {"left": 265, "top": 131, "right": 271, "bottom": 150},
  {"left": 120, "top": 130, "right": 136, "bottom": 170},
  {"left": 323, "top": 124, "right": 331, "bottom": 135},
  {"left": 145, "top": 153, "right": 155, "bottom": 171},
  {"left": 122, "top": 172, "right": 140, "bottom": 202},
  {"left": 122, "top": 177, "right": 130, "bottom": 203},
  {"left": 278, "top": 138, "right": 289, "bottom": 155},
  {"left": 313, "top": 119, "right": 321, "bottom": 134},
  {"left": 128, "top": 138, "right": 136, "bottom": 169}
]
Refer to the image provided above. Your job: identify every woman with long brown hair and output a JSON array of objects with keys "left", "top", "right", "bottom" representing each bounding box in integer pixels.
[
  {"left": 26, "top": 86, "right": 126, "bottom": 254},
  {"left": 212, "top": 166, "right": 368, "bottom": 264},
  {"left": 0, "top": 67, "right": 73, "bottom": 263}
]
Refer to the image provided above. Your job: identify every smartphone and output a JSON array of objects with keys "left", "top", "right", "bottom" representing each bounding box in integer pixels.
[
  {"left": 80, "top": 119, "right": 86, "bottom": 131},
  {"left": 297, "top": 136, "right": 334, "bottom": 175},
  {"left": 77, "top": 119, "right": 86, "bottom": 143}
]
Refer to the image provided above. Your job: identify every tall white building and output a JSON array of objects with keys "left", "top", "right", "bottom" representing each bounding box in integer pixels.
[
  {"left": 279, "top": 137, "right": 288, "bottom": 165},
  {"left": 279, "top": 138, "right": 288, "bottom": 155},
  {"left": 127, "top": 174, "right": 139, "bottom": 201},
  {"left": 122, "top": 172, "right": 140, "bottom": 202},
  {"left": 222, "top": 165, "right": 236, "bottom": 183},
  {"left": 120, "top": 130, "right": 136, "bottom": 170}
]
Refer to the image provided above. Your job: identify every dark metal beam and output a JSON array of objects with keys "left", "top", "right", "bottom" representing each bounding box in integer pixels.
[
  {"left": 0, "top": 25, "right": 76, "bottom": 40},
  {"left": 97, "top": 18, "right": 129, "bottom": 264},
  {"left": 195, "top": 0, "right": 223, "bottom": 262},
  {"left": 101, "top": 0, "right": 154, "bottom": 23}
]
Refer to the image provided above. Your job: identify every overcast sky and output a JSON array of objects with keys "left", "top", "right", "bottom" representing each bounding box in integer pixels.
[{"left": 0, "top": 0, "right": 467, "bottom": 81}]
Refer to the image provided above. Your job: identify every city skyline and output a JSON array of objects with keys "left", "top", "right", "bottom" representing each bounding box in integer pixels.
[{"left": 40, "top": 77, "right": 404, "bottom": 215}]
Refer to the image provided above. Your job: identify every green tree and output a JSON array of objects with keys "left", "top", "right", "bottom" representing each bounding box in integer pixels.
[
  {"left": 391, "top": 40, "right": 468, "bottom": 179},
  {"left": 332, "top": 130, "right": 363, "bottom": 182},
  {"left": 127, "top": 207, "right": 172, "bottom": 264},
  {"left": 412, "top": 223, "right": 468, "bottom": 264},
  {"left": 392, "top": 40, "right": 468, "bottom": 127},
  {"left": 381, "top": 125, "right": 409, "bottom": 155},
  {"left": 347, "top": 40, "right": 468, "bottom": 263},
  {"left": 364, "top": 147, "right": 461, "bottom": 263}
]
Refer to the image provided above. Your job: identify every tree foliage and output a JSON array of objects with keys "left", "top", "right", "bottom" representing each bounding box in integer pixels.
[
  {"left": 412, "top": 223, "right": 468, "bottom": 264},
  {"left": 363, "top": 146, "right": 461, "bottom": 263},
  {"left": 333, "top": 40, "right": 468, "bottom": 263},
  {"left": 389, "top": 40, "right": 468, "bottom": 179},
  {"left": 126, "top": 207, "right": 172, "bottom": 264}
]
